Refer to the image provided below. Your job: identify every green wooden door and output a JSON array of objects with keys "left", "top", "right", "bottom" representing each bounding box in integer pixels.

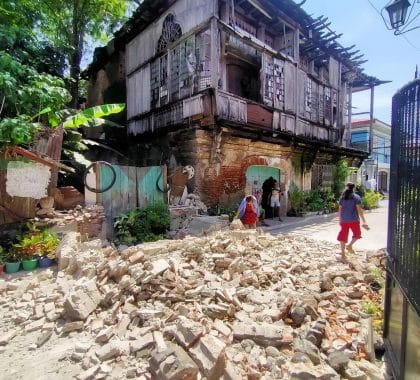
[
  {"left": 99, "top": 165, "right": 164, "bottom": 233},
  {"left": 245, "top": 166, "right": 280, "bottom": 196}
]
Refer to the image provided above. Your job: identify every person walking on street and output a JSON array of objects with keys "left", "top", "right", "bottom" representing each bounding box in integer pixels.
[
  {"left": 236, "top": 195, "right": 258, "bottom": 229},
  {"left": 337, "top": 182, "right": 369, "bottom": 262}
]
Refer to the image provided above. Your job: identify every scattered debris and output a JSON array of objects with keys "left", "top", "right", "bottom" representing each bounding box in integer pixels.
[{"left": 0, "top": 228, "right": 386, "bottom": 379}]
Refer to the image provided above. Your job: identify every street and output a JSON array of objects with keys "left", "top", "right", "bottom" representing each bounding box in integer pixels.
[{"left": 265, "top": 199, "right": 388, "bottom": 252}]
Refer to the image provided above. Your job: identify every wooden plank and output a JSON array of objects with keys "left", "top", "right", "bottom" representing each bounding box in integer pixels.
[
  {"left": 127, "top": 166, "right": 138, "bottom": 209},
  {"left": 329, "top": 57, "right": 340, "bottom": 89},
  {"left": 127, "top": 64, "right": 151, "bottom": 119},
  {"left": 298, "top": 69, "right": 306, "bottom": 117},
  {"left": 119, "top": 165, "right": 129, "bottom": 215},
  {"left": 183, "top": 94, "right": 204, "bottom": 118},
  {"left": 136, "top": 167, "right": 147, "bottom": 208},
  {"left": 284, "top": 61, "right": 295, "bottom": 112}
]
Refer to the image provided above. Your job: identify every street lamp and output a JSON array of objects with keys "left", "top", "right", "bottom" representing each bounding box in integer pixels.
[
  {"left": 382, "top": 0, "right": 420, "bottom": 34},
  {"left": 385, "top": 0, "right": 411, "bottom": 28}
]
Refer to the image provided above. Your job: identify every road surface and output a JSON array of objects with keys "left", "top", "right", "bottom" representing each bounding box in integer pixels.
[{"left": 266, "top": 199, "right": 388, "bottom": 252}]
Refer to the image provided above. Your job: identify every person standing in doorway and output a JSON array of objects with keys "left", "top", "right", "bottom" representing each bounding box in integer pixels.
[
  {"left": 269, "top": 181, "right": 283, "bottom": 221},
  {"left": 337, "top": 182, "right": 369, "bottom": 262}
]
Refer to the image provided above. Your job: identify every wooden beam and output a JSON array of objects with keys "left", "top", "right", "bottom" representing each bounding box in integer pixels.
[{"left": 11, "top": 146, "right": 75, "bottom": 173}]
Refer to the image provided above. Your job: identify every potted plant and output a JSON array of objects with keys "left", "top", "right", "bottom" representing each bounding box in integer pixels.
[
  {"left": 4, "top": 250, "right": 21, "bottom": 273},
  {"left": 38, "top": 230, "right": 60, "bottom": 268},
  {"left": 13, "top": 233, "right": 43, "bottom": 271}
]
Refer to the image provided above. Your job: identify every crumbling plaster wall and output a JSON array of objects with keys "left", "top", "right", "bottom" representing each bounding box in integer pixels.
[{"left": 193, "top": 129, "right": 295, "bottom": 213}]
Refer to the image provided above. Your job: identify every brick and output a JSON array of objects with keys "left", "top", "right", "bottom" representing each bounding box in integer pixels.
[
  {"left": 95, "top": 326, "right": 114, "bottom": 343},
  {"left": 213, "top": 319, "right": 232, "bottom": 336},
  {"left": 61, "top": 321, "right": 84, "bottom": 334},
  {"left": 0, "top": 330, "right": 17, "bottom": 345},
  {"left": 149, "top": 342, "right": 199, "bottom": 380},
  {"left": 232, "top": 322, "right": 293, "bottom": 348},
  {"left": 25, "top": 318, "right": 45, "bottom": 333},
  {"left": 63, "top": 280, "right": 101, "bottom": 321},
  {"left": 174, "top": 317, "right": 204, "bottom": 349},
  {"left": 189, "top": 335, "right": 226, "bottom": 380},
  {"left": 128, "top": 251, "right": 144, "bottom": 264},
  {"left": 95, "top": 340, "right": 130, "bottom": 361},
  {"left": 130, "top": 332, "right": 155, "bottom": 353},
  {"left": 76, "top": 365, "right": 100, "bottom": 380},
  {"left": 115, "top": 315, "right": 131, "bottom": 338}
]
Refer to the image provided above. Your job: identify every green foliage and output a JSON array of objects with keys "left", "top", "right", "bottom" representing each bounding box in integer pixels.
[
  {"left": 361, "top": 300, "right": 382, "bottom": 317},
  {"left": 289, "top": 184, "right": 306, "bottom": 215},
  {"left": 0, "top": 246, "right": 8, "bottom": 264},
  {"left": 0, "top": 53, "right": 70, "bottom": 118},
  {"left": 63, "top": 104, "right": 126, "bottom": 129},
  {"left": 114, "top": 201, "right": 171, "bottom": 245},
  {"left": 362, "top": 190, "right": 381, "bottom": 210},
  {"left": 304, "top": 189, "right": 325, "bottom": 212},
  {"left": 332, "top": 159, "right": 350, "bottom": 198},
  {"left": 0, "top": 115, "right": 40, "bottom": 146},
  {"left": 304, "top": 188, "right": 338, "bottom": 213},
  {"left": 369, "top": 267, "right": 385, "bottom": 284},
  {"left": 13, "top": 227, "right": 60, "bottom": 260}
]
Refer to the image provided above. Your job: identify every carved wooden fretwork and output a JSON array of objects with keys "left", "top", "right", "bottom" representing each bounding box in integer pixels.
[{"left": 157, "top": 14, "right": 182, "bottom": 53}]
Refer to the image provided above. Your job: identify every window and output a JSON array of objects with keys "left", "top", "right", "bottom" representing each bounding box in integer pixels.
[
  {"left": 263, "top": 55, "right": 284, "bottom": 107},
  {"left": 157, "top": 14, "right": 182, "bottom": 54},
  {"left": 351, "top": 131, "right": 369, "bottom": 143},
  {"left": 305, "top": 78, "right": 312, "bottom": 112},
  {"left": 151, "top": 24, "right": 212, "bottom": 109}
]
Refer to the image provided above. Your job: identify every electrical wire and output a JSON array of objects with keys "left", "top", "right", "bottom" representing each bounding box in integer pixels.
[{"left": 401, "top": 33, "right": 420, "bottom": 51}]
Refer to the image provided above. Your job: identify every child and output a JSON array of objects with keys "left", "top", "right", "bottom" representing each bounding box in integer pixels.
[{"left": 236, "top": 195, "right": 258, "bottom": 229}]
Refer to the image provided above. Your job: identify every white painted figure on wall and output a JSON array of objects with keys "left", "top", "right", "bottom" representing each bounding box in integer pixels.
[{"left": 169, "top": 165, "right": 195, "bottom": 205}]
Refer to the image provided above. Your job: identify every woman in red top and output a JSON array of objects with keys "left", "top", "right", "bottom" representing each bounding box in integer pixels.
[{"left": 236, "top": 195, "right": 258, "bottom": 229}]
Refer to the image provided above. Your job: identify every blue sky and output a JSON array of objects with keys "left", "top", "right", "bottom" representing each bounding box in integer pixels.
[{"left": 301, "top": 0, "right": 420, "bottom": 124}]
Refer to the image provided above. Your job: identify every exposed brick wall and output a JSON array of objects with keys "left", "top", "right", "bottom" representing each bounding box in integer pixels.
[{"left": 194, "top": 128, "right": 294, "bottom": 209}]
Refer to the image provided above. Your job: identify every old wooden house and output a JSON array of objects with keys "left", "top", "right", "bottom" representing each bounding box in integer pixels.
[{"left": 86, "top": 0, "right": 386, "bottom": 213}]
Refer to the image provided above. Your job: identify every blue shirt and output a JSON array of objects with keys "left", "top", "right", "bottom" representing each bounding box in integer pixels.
[{"left": 339, "top": 194, "right": 362, "bottom": 222}]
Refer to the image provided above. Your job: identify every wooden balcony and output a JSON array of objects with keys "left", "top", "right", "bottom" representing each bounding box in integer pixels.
[{"left": 215, "top": 90, "right": 341, "bottom": 146}]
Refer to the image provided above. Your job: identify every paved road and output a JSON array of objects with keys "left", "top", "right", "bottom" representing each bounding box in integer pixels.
[{"left": 265, "top": 199, "right": 388, "bottom": 252}]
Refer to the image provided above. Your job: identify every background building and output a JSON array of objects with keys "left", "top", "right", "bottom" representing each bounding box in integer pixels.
[{"left": 350, "top": 119, "right": 391, "bottom": 192}]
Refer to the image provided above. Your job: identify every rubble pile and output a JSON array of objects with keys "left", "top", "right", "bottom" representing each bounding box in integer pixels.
[
  {"left": 34, "top": 204, "right": 105, "bottom": 239},
  {"left": 0, "top": 226, "right": 385, "bottom": 380}
]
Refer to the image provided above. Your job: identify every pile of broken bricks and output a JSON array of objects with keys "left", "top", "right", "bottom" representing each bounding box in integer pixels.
[{"left": 0, "top": 223, "right": 386, "bottom": 380}]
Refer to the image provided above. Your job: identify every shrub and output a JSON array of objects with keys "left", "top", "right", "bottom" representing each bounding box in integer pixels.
[
  {"left": 114, "top": 201, "right": 171, "bottom": 244},
  {"left": 304, "top": 189, "right": 324, "bottom": 212},
  {"left": 288, "top": 184, "right": 305, "bottom": 216},
  {"left": 362, "top": 191, "right": 381, "bottom": 210},
  {"left": 332, "top": 159, "right": 350, "bottom": 198}
]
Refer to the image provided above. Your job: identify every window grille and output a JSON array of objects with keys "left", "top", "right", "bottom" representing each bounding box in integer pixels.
[
  {"left": 311, "top": 164, "right": 334, "bottom": 189},
  {"left": 157, "top": 14, "right": 182, "bottom": 53}
]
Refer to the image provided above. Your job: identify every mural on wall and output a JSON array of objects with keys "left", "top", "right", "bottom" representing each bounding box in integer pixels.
[{"left": 169, "top": 165, "right": 195, "bottom": 205}]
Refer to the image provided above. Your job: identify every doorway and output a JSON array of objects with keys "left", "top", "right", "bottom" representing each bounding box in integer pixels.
[{"left": 245, "top": 165, "right": 280, "bottom": 196}]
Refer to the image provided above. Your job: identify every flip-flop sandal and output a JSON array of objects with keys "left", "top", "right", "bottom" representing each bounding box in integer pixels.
[{"left": 346, "top": 246, "right": 356, "bottom": 254}]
